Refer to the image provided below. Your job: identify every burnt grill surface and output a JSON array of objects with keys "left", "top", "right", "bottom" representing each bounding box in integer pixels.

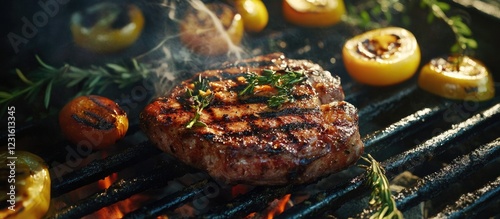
[
  {"left": 42, "top": 92, "right": 500, "bottom": 219},
  {"left": 3, "top": 0, "right": 500, "bottom": 218}
]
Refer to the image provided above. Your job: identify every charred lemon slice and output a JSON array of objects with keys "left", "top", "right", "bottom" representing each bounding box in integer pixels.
[
  {"left": 71, "top": 2, "right": 145, "bottom": 53},
  {"left": 0, "top": 151, "right": 51, "bottom": 219},
  {"left": 282, "top": 0, "right": 345, "bottom": 27},
  {"left": 342, "top": 27, "right": 421, "bottom": 86},
  {"left": 234, "top": 0, "right": 269, "bottom": 33},
  {"left": 418, "top": 55, "right": 495, "bottom": 101}
]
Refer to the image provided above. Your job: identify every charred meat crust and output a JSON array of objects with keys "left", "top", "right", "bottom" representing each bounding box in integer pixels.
[{"left": 140, "top": 53, "right": 364, "bottom": 185}]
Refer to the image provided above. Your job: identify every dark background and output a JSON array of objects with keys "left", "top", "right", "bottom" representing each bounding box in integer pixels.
[{"left": 0, "top": 0, "right": 499, "bottom": 123}]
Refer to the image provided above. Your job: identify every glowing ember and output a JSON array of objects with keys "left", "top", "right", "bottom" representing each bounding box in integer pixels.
[
  {"left": 244, "top": 212, "right": 258, "bottom": 219},
  {"left": 84, "top": 194, "right": 154, "bottom": 219},
  {"left": 265, "top": 194, "right": 291, "bottom": 219},
  {"left": 245, "top": 193, "right": 292, "bottom": 219},
  {"left": 232, "top": 184, "right": 253, "bottom": 197},
  {"left": 84, "top": 204, "right": 124, "bottom": 219},
  {"left": 97, "top": 172, "right": 118, "bottom": 189}
]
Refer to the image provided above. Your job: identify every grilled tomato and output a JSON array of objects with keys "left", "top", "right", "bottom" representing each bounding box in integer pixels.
[
  {"left": 70, "top": 2, "right": 145, "bottom": 53},
  {"left": 1, "top": 151, "right": 51, "bottom": 219},
  {"left": 59, "top": 95, "right": 129, "bottom": 150},
  {"left": 282, "top": 0, "right": 345, "bottom": 27},
  {"left": 418, "top": 55, "right": 495, "bottom": 101},
  {"left": 180, "top": 2, "right": 244, "bottom": 56},
  {"left": 234, "top": 0, "right": 269, "bottom": 33},
  {"left": 342, "top": 27, "right": 421, "bottom": 86}
]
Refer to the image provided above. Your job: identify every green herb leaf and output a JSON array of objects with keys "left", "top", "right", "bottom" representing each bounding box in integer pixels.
[
  {"left": 435, "top": 1, "right": 450, "bottom": 10},
  {"left": 1, "top": 55, "right": 153, "bottom": 119},
  {"left": 35, "top": 55, "right": 56, "bottom": 71},
  {"left": 185, "top": 76, "right": 214, "bottom": 129},
  {"left": 451, "top": 16, "right": 471, "bottom": 36},
  {"left": 360, "top": 11, "right": 371, "bottom": 23},
  {"left": 466, "top": 38, "right": 478, "bottom": 49},
  {"left": 360, "top": 154, "right": 403, "bottom": 219},
  {"left": 426, "top": 12, "right": 435, "bottom": 23},
  {"left": 107, "top": 63, "right": 129, "bottom": 73},
  {"left": 239, "top": 69, "right": 307, "bottom": 109},
  {"left": 422, "top": 0, "right": 477, "bottom": 57},
  {"left": 0, "top": 92, "right": 13, "bottom": 99},
  {"left": 44, "top": 80, "right": 53, "bottom": 109},
  {"left": 15, "top": 69, "right": 34, "bottom": 85},
  {"left": 450, "top": 43, "right": 461, "bottom": 53},
  {"left": 89, "top": 75, "right": 102, "bottom": 88}
]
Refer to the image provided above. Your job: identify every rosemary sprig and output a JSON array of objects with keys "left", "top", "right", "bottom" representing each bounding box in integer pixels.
[
  {"left": 420, "top": 0, "right": 477, "bottom": 64},
  {"left": 238, "top": 69, "right": 307, "bottom": 109},
  {"left": 0, "top": 56, "right": 151, "bottom": 116},
  {"left": 359, "top": 154, "right": 403, "bottom": 219},
  {"left": 185, "top": 75, "right": 214, "bottom": 129},
  {"left": 344, "top": 0, "right": 410, "bottom": 30}
]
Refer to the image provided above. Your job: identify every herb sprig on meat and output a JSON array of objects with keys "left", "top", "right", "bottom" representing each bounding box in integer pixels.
[
  {"left": 185, "top": 76, "right": 214, "bottom": 129},
  {"left": 239, "top": 69, "right": 307, "bottom": 108}
]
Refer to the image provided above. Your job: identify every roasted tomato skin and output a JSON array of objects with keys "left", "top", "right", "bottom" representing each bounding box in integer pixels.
[
  {"left": 59, "top": 95, "right": 129, "bottom": 150},
  {"left": 180, "top": 3, "right": 244, "bottom": 56},
  {"left": 418, "top": 56, "right": 495, "bottom": 101},
  {"left": 342, "top": 27, "right": 421, "bottom": 86},
  {"left": 70, "top": 2, "right": 145, "bottom": 53},
  {"left": 0, "top": 151, "right": 51, "bottom": 219},
  {"left": 234, "top": 0, "right": 269, "bottom": 33},
  {"left": 282, "top": 0, "right": 345, "bottom": 27}
]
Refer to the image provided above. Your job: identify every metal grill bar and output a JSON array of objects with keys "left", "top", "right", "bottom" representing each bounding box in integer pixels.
[
  {"left": 396, "top": 138, "right": 500, "bottom": 212},
  {"left": 354, "top": 85, "right": 418, "bottom": 121},
  {"left": 50, "top": 160, "right": 197, "bottom": 219},
  {"left": 276, "top": 103, "right": 500, "bottom": 219},
  {"left": 276, "top": 177, "right": 366, "bottom": 219},
  {"left": 51, "top": 141, "right": 161, "bottom": 197},
  {"left": 200, "top": 185, "right": 293, "bottom": 219},
  {"left": 362, "top": 106, "right": 444, "bottom": 153},
  {"left": 47, "top": 102, "right": 500, "bottom": 218},
  {"left": 431, "top": 176, "right": 500, "bottom": 218},
  {"left": 124, "top": 179, "right": 211, "bottom": 219},
  {"left": 383, "top": 103, "right": 500, "bottom": 175}
]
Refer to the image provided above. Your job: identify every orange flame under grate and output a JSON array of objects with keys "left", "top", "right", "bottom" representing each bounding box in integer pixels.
[
  {"left": 265, "top": 194, "right": 291, "bottom": 219},
  {"left": 244, "top": 193, "right": 292, "bottom": 219}
]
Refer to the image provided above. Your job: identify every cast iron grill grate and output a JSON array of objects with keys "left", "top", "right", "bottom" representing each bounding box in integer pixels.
[
  {"left": 41, "top": 86, "right": 500, "bottom": 219},
  {"left": 3, "top": 1, "right": 500, "bottom": 217}
]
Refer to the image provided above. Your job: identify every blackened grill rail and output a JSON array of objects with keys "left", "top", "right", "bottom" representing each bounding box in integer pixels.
[
  {"left": 47, "top": 90, "right": 500, "bottom": 218},
  {"left": 49, "top": 160, "right": 199, "bottom": 219},
  {"left": 51, "top": 141, "right": 161, "bottom": 197},
  {"left": 277, "top": 103, "right": 500, "bottom": 219},
  {"left": 432, "top": 175, "right": 500, "bottom": 218},
  {"left": 124, "top": 179, "right": 212, "bottom": 219},
  {"left": 396, "top": 138, "right": 500, "bottom": 213}
]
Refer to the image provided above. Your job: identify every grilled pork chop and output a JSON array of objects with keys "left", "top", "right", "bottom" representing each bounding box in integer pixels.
[{"left": 140, "top": 53, "right": 364, "bottom": 185}]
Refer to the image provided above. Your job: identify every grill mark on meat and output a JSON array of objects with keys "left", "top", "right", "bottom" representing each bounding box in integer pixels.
[
  {"left": 204, "top": 102, "right": 320, "bottom": 128},
  {"left": 140, "top": 53, "right": 363, "bottom": 185},
  {"left": 211, "top": 93, "right": 313, "bottom": 106},
  {"left": 198, "top": 104, "right": 323, "bottom": 147},
  {"left": 257, "top": 107, "right": 319, "bottom": 118},
  {"left": 206, "top": 121, "right": 321, "bottom": 139}
]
